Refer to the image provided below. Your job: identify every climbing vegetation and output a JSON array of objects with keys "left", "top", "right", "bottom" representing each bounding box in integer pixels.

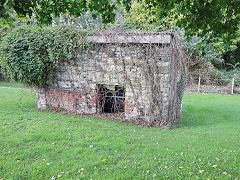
[{"left": 0, "top": 25, "right": 88, "bottom": 88}]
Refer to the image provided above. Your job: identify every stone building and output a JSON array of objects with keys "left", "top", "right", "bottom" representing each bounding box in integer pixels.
[{"left": 37, "top": 32, "right": 185, "bottom": 128}]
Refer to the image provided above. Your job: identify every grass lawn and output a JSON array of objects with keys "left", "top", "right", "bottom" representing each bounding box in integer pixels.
[
  {"left": 0, "top": 87, "right": 239, "bottom": 179},
  {"left": 0, "top": 81, "right": 24, "bottom": 88}
]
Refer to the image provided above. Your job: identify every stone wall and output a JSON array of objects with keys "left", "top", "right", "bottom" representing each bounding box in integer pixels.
[{"left": 37, "top": 33, "right": 184, "bottom": 127}]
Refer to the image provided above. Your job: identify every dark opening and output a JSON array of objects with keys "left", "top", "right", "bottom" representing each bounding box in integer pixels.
[{"left": 97, "top": 84, "right": 125, "bottom": 113}]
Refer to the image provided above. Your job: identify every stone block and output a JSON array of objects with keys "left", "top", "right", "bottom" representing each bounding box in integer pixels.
[
  {"left": 159, "top": 66, "right": 169, "bottom": 74},
  {"left": 36, "top": 89, "right": 47, "bottom": 110}
]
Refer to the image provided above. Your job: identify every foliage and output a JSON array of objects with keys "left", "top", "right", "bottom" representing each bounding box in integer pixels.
[
  {"left": 123, "top": 1, "right": 175, "bottom": 31},
  {"left": 122, "top": 2, "right": 224, "bottom": 76},
  {"left": 213, "top": 42, "right": 240, "bottom": 70},
  {"left": 51, "top": 7, "right": 125, "bottom": 31},
  {"left": 144, "top": 0, "right": 240, "bottom": 44},
  {"left": 178, "top": 29, "right": 222, "bottom": 62},
  {"left": 0, "top": 88, "right": 240, "bottom": 179},
  {"left": 123, "top": 1, "right": 223, "bottom": 60},
  {"left": 52, "top": 12, "right": 105, "bottom": 31},
  {"left": 1, "top": 0, "right": 239, "bottom": 44},
  {"left": 212, "top": 29, "right": 240, "bottom": 54},
  {"left": 213, "top": 67, "right": 240, "bottom": 86},
  {"left": 0, "top": 25, "right": 87, "bottom": 88},
  {"left": 123, "top": 1, "right": 239, "bottom": 74},
  {"left": 0, "top": 25, "right": 8, "bottom": 39},
  {"left": 0, "top": 0, "right": 131, "bottom": 25},
  {"left": 210, "top": 29, "right": 240, "bottom": 70}
]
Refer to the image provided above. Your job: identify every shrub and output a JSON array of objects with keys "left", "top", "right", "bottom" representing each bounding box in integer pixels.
[{"left": 0, "top": 25, "right": 87, "bottom": 88}]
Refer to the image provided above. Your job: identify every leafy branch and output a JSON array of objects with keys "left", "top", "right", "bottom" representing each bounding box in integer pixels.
[{"left": 0, "top": 25, "right": 89, "bottom": 88}]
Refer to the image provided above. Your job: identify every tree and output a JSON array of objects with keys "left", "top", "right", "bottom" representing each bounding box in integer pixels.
[
  {"left": 123, "top": 1, "right": 178, "bottom": 32},
  {"left": 0, "top": 0, "right": 239, "bottom": 43},
  {"left": 0, "top": 0, "right": 131, "bottom": 25},
  {"left": 144, "top": 0, "right": 240, "bottom": 43}
]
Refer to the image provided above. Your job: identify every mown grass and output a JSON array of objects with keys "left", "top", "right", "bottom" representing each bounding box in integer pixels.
[
  {"left": 0, "top": 81, "right": 24, "bottom": 88},
  {"left": 0, "top": 87, "right": 239, "bottom": 179}
]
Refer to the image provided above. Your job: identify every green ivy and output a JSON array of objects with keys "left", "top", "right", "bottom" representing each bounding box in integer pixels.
[{"left": 0, "top": 25, "right": 88, "bottom": 88}]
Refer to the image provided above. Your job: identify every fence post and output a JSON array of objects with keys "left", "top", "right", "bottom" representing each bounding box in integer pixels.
[
  {"left": 198, "top": 76, "right": 201, "bottom": 93},
  {"left": 231, "top": 78, "right": 235, "bottom": 94}
]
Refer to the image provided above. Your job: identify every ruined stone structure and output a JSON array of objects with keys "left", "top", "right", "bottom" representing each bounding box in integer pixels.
[{"left": 37, "top": 32, "right": 185, "bottom": 128}]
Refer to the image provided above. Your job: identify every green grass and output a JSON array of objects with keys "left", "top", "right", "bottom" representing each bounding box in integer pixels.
[
  {"left": 0, "top": 81, "right": 24, "bottom": 88},
  {"left": 0, "top": 88, "right": 239, "bottom": 179}
]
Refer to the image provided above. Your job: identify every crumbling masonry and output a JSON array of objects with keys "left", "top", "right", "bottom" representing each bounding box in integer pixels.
[{"left": 37, "top": 32, "right": 185, "bottom": 128}]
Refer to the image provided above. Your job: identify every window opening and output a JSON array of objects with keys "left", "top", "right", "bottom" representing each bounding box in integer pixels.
[{"left": 97, "top": 84, "right": 125, "bottom": 113}]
